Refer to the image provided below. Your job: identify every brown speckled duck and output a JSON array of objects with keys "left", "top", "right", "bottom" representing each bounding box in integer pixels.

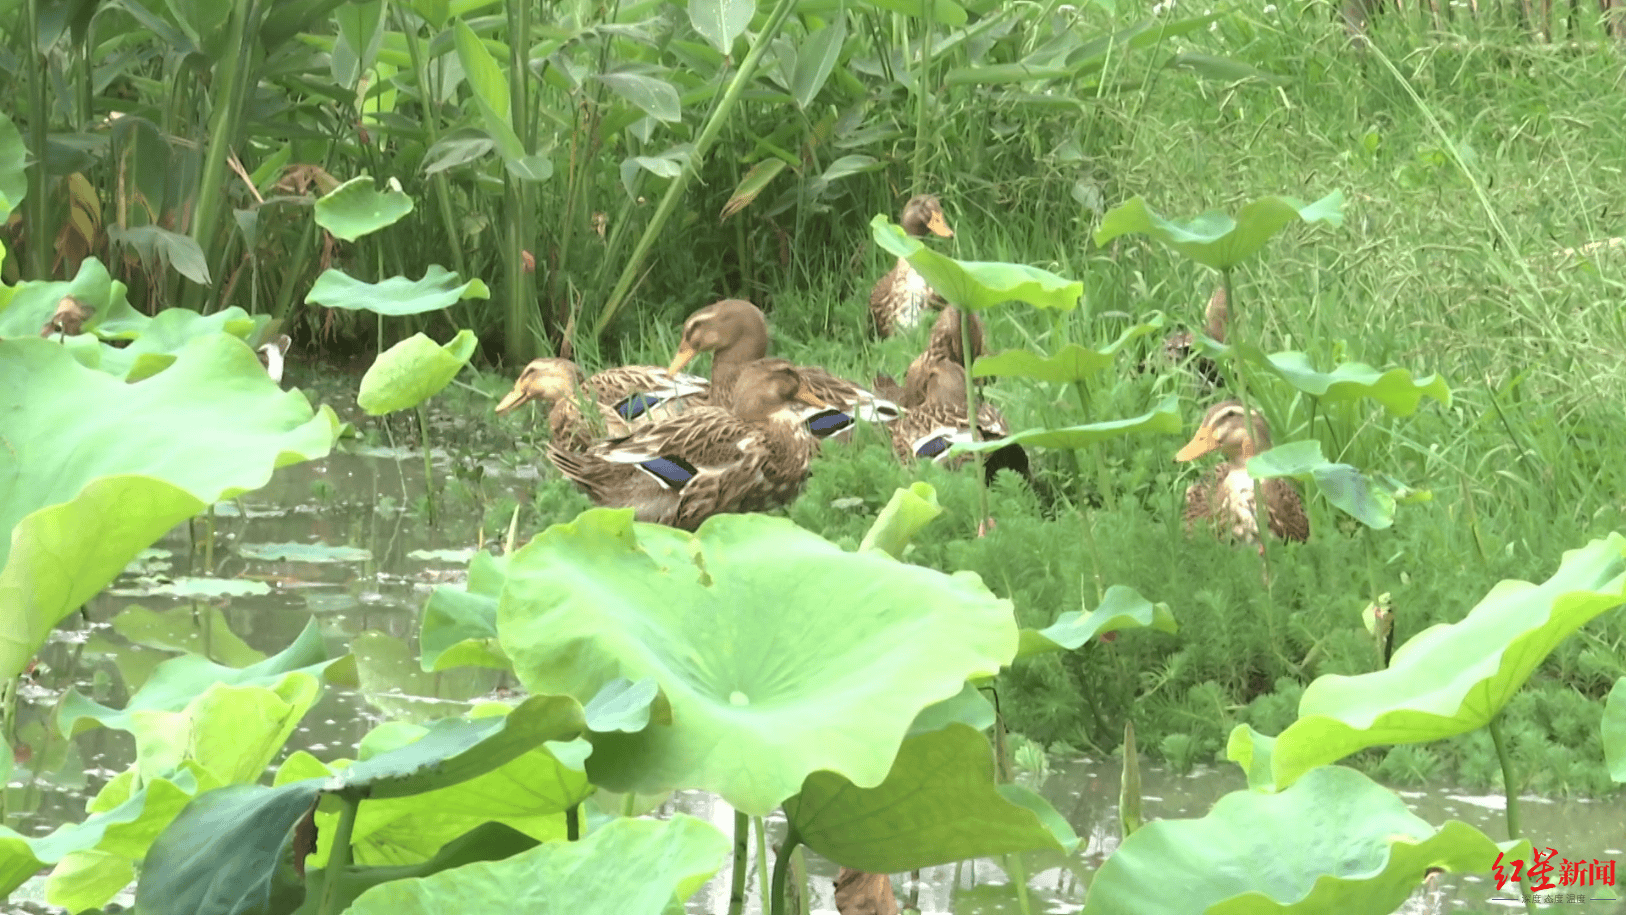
[
  {"left": 901, "top": 306, "right": 984, "bottom": 408},
  {"left": 545, "top": 359, "right": 828, "bottom": 530},
  {"left": 870, "top": 194, "right": 954, "bottom": 337},
  {"left": 40, "top": 296, "right": 93, "bottom": 339},
  {"left": 668, "top": 298, "right": 902, "bottom": 441},
  {"left": 890, "top": 360, "right": 1029, "bottom": 483},
  {"left": 1161, "top": 286, "right": 1229, "bottom": 390},
  {"left": 495, "top": 358, "right": 710, "bottom": 450},
  {"left": 1176, "top": 400, "right": 1309, "bottom": 544}
]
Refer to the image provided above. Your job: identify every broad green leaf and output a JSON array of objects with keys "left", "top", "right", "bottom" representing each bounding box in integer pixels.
[
  {"left": 596, "top": 71, "right": 681, "bottom": 123},
  {"left": 110, "top": 605, "right": 264, "bottom": 668},
  {"left": 1017, "top": 585, "right": 1177, "bottom": 658},
  {"left": 420, "top": 551, "right": 511, "bottom": 672},
  {"left": 314, "top": 175, "right": 415, "bottom": 242},
  {"left": 106, "top": 225, "right": 211, "bottom": 285},
  {"left": 0, "top": 338, "right": 340, "bottom": 684},
  {"left": 584, "top": 678, "right": 661, "bottom": 733},
  {"left": 305, "top": 265, "right": 490, "bottom": 316},
  {"left": 499, "top": 509, "right": 1018, "bottom": 815},
  {"left": 791, "top": 17, "right": 845, "bottom": 108},
  {"left": 0, "top": 112, "right": 25, "bottom": 219},
  {"left": 872, "top": 216, "right": 1081, "bottom": 311},
  {"left": 1266, "top": 535, "right": 1626, "bottom": 788},
  {"left": 952, "top": 396, "right": 1181, "bottom": 453},
  {"left": 905, "top": 682, "right": 996, "bottom": 737},
  {"left": 333, "top": 0, "right": 386, "bottom": 88},
  {"left": 162, "top": 0, "right": 234, "bottom": 52},
  {"left": 690, "top": 0, "right": 755, "bottom": 53},
  {"left": 1605, "top": 678, "right": 1626, "bottom": 782},
  {"left": 1247, "top": 440, "right": 1403, "bottom": 530},
  {"left": 0, "top": 257, "right": 134, "bottom": 338},
  {"left": 858, "top": 483, "right": 944, "bottom": 559},
  {"left": 1081, "top": 766, "right": 1520, "bottom": 915},
  {"left": 1093, "top": 192, "right": 1345, "bottom": 271},
  {"left": 972, "top": 316, "right": 1168, "bottom": 382},
  {"left": 357, "top": 330, "right": 478, "bottom": 414},
  {"left": 59, "top": 619, "right": 344, "bottom": 736},
  {"left": 819, "top": 154, "right": 879, "bottom": 182},
  {"left": 345, "top": 814, "right": 729, "bottom": 915},
  {"left": 452, "top": 20, "right": 508, "bottom": 124},
  {"left": 130, "top": 677, "right": 320, "bottom": 785},
  {"left": 720, "top": 158, "right": 787, "bottom": 220},
  {"left": 301, "top": 822, "right": 540, "bottom": 914},
  {"left": 45, "top": 849, "right": 134, "bottom": 914},
  {"left": 1224, "top": 724, "right": 1278, "bottom": 790},
  {"left": 786, "top": 723, "right": 1078, "bottom": 871},
  {"left": 94, "top": 308, "right": 265, "bottom": 381},
  {"left": 1203, "top": 341, "right": 1451, "bottom": 415},
  {"left": 134, "top": 779, "right": 323, "bottom": 915},
  {"left": 411, "top": 0, "right": 451, "bottom": 28}
]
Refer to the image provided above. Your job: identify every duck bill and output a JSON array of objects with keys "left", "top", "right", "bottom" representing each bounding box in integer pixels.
[
  {"left": 926, "top": 211, "right": 954, "bottom": 238},
  {"left": 495, "top": 385, "right": 534, "bottom": 415},
  {"left": 667, "top": 343, "right": 699, "bottom": 375},
  {"left": 1175, "top": 427, "right": 1220, "bottom": 462},
  {"left": 794, "top": 389, "right": 831, "bottom": 409}
]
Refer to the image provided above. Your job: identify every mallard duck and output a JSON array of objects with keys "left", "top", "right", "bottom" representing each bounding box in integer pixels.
[
  {"left": 41, "top": 295, "right": 93, "bottom": 339},
  {"left": 1161, "top": 286, "right": 1228, "bottom": 390},
  {"left": 667, "top": 298, "right": 902, "bottom": 440},
  {"left": 495, "top": 357, "right": 709, "bottom": 450},
  {"left": 257, "top": 334, "right": 292, "bottom": 384},
  {"left": 1175, "top": 400, "right": 1309, "bottom": 544},
  {"left": 546, "top": 359, "right": 828, "bottom": 530},
  {"left": 891, "top": 360, "right": 1029, "bottom": 483},
  {"left": 870, "top": 194, "right": 954, "bottom": 337},
  {"left": 901, "top": 306, "right": 984, "bottom": 408}
]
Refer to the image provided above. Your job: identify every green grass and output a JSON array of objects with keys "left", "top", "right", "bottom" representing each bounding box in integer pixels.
[{"left": 420, "top": 0, "right": 1626, "bottom": 795}]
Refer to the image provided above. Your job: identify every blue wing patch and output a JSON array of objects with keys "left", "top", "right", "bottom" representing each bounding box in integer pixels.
[
  {"left": 616, "top": 392, "right": 665, "bottom": 421},
  {"left": 636, "top": 456, "right": 698, "bottom": 489},
  {"left": 915, "top": 436, "right": 951, "bottom": 460},
  {"left": 807, "top": 409, "right": 855, "bottom": 438}
]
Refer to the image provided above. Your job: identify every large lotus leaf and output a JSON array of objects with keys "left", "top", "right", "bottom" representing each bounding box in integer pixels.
[
  {"left": 0, "top": 337, "right": 341, "bottom": 684},
  {"left": 0, "top": 772, "right": 198, "bottom": 900},
  {"left": 1266, "top": 534, "right": 1626, "bottom": 788},
  {"left": 0, "top": 256, "right": 144, "bottom": 338},
  {"left": 1605, "top": 678, "right": 1625, "bottom": 782},
  {"left": 129, "top": 676, "right": 320, "bottom": 785},
  {"left": 972, "top": 316, "right": 1168, "bottom": 383},
  {"left": 906, "top": 682, "right": 997, "bottom": 737},
  {"left": 1018, "top": 585, "right": 1177, "bottom": 659},
  {"left": 0, "top": 112, "right": 23, "bottom": 217},
  {"left": 110, "top": 604, "right": 264, "bottom": 667},
  {"left": 785, "top": 723, "right": 1078, "bottom": 872},
  {"left": 498, "top": 509, "right": 1018, "bottom": 815},
  {"left": 357, "top": 330, "right": 478, "bottom": 414},
  {"left": 858, "top": 482, "right": 943, "bottom": 559},
  {"left": 953, "top": 396, "right": 1181, "bottom": 454},
  {"left": 301, "top": 823, "right": 541, "bottom": 915},
  {"left": 871, "top": 216, "right": 1082, "bottom": 312},
  {"left": 59, "top": 619, "right": 347, "bottom": 736},
  {"left": 92, "top": 308, "right": 267, "bottom": 380},
  {"left": 1093, "top": 192, "right": 1345, "bottom": 271},
  {"left": 1080, "top": 766, "right": 1519, "bottom": 915},
  {"left": 135, "top": 779, "right": 323, "bottom": 915},
  {"left": 46, "top": 849, "right": 134, "bottom": 914},
  {"left": 1247, "top": 440, "right": 1413, "bottom": 530},
  {"left": 314, "top": 175, "right": 414, "bottom": 241},
  {"left": 420, "top": 551, "right": 510, "bottom": 672},
  {"left": 1200, "top": 340, "right": 1451, "bottom": 415},
  {"left": 344, "top": 814, "right": 729, "bottom": 915},
  {"left": 305, "top": 265, "right": 490, "bottom": 316},
  {"left": 584, "top": 678, "right": 662, "bottom": 733}
]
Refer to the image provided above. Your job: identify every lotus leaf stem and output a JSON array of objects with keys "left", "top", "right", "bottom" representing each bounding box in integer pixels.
[
  {"left": 566, "top": 803, "right": 580, "bottom": 841},
  {"left": 768, "top": 824, "right": 802, "bottom": 915},
  {"left": 754, "top": 816, "right": 771, "bottom": 909},
  {"left": 318, "top": 792, "right": 361, "bottom": 915},
  {"left": 1489, "top": 715, "right": 1536, "bottom": 914},
  {"left": 728, "top": 809, "right": 748, "bottom": 915},
  {"left": 417, "top": 404, "right": 437, "bottom": 525}
]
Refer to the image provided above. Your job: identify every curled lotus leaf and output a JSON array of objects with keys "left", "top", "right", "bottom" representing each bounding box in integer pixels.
[
  {"left": 971, "top": 316, "right": 1167, "bottom": 383},
  {"left": 305, "top": 265, "right": 490, "bottom": 317},
  {"left": 1093, "top": 192, "right": 1345, "bottom": 271},
  {"left": 1018, "top": 585, "right": 1177, "bottom": 659},
  {"left": 953, "top": 396, "right": 1182, "bottom": 454},
  {"left": 357, "top": 330, "right": 477, "bottom": 415},
  {"left": 1200, "top": 340, "right": 1450, "bottom": 415},
  {"left": 313, "top": 174, "right": 414, "bottom": 241},
  {"left": 871, "top": 216, "right": 1082, "bottom": 312}
]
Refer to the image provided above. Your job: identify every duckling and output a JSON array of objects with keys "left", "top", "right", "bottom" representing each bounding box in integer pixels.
[
  {"left": 40, "top": 296, "right": 93, "bottom": 339},
  {"left": 891, "top": 360, "right": 1029, "bottom": 484},
  {"left": 1160, "top": 286, "right": 1228, "bottom": 390},
  {"left": 870, "top": 194, "right": 954, "bottom": 337},
  {"left": 257, "top": 334, "right": 292, "bottom": 384},
  {"left": 667, "top": 298, "right": 902, "bottom": 440},
  {"left": 1175, "top": 400, "right": 1309, "bottom": 544},
  {"left": 546, "top": 359, "right": 829, "bottom": 530},
  {"left": 495, "top": 357, "right": 709, "bottom": 450}
]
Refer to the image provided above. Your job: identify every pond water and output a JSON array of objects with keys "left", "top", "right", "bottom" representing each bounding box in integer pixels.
[{"left": 6, "top": 445, "right": 1623, "bottom": 914}]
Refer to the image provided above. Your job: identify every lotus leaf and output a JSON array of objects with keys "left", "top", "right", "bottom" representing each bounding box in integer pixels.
[
  {"left": 1247, "top": 440, "right": 1404, "bottom": 530},
  {"left": 871, "top": 216, "right": 1083, "bottom": 311},
  {"left": 584, "top": 677, "right": 662, "bottom": 733},
  {"left": 786, "top": 723, "right": 1078, "bottom": 872},
  {"left": 236, "top": 541, "right": 374, "bottom": 562},
  {"left": 129, "top": 676, "right": 320, "bottom": 785},
  {"left": 858, "top": 483, "right": 944, "bottom": 558},
  {"left": 1199, "top": 341, "right": 1451, "bottom": 415},
  {"left": 972, "top": 316, "right": 1168, "bottom": 383},
  {"left": 1, "top": 337, "right": 340, "bottom": 684},
  {"left": 952, "top": 396, "right": 1182, "bottom": 454},
  {"left": 498, "top": 509, "right": 1018, "bottom": 815},
  {"left": 314, "top": 175, "right": 414, "bottom": 241},
  {"left": 0, "top": 256, "right": 143, "bottom": 339},
  {"left": 1265, "top": 534, "right": 1626, "bottom": 788},
  {"left": 1224, "top": 724, "right": 1279, "bottom": 790},
  {"left": 45, "top": 849, "right": 134, "bottom": 914},
  {"left": 92, "top": 307, "right": 266, "bottom": 380},
  {"left": 111, "top": 577, "right": 272, "bottom": 598},
  {"left": 1081, "top": 766, "right": 1518, "bottom": 915},
  {"left": 1093, "top": 192, "right": 1345, "bottom": 271},
  {"left": 301, "top": 823, "right": 542, "bottom": 915},
  {"left": 1017, "top": 585, "right": 1177, "bottom": 658},
  {"left": 357, "top": 330, "right": 478, "bottom": 414},
  {"left": 59, "top": 619, "right": 344, "bottom": 736},
  {"left": 352, "top": 631, "right": 499, "bottom": 722},
  {"left": 420, "top": 550, "right": 510, "bottom": 671},
  {"left": 906, "top": 682, "right": 997, "bottom": 736},
  {"left": 1605, "top": 678, "right": 1625, "bottom": 782},
  {"left": 304, "top": 264, "right": 490, "bottom": 316}
]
